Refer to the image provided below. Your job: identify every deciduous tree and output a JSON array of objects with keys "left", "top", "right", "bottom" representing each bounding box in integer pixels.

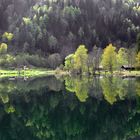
[
  {"left": 117, "top": 48, "right": 128, "bottom": 69},
  {"left": 0, "top": 43, "right": 8, "bottom": 54},
  {"left": 101, "top": 44, "right": 117, "bottom": 73},
  {"left": 2, "top": 32, "right": 14, "bottom": 41},
  {"left": 136, "top": 33, "right": 140, "bottom": 53},
  {"left": 74, "top": 45, "right": 88, "bottom": 73},
  {"left": 64, "top": 54, "right": 74, "bottom": 71},
  {"left": 136, "top": 51, "right": 140, "bottom": 69}
]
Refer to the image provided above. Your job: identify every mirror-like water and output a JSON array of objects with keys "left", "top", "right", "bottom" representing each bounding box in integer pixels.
[{"left": 0, "top": 76, "right": 140, "bottom": 140}]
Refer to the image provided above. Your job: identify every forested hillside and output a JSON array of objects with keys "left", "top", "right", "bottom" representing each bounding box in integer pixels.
[{"left": 0, "top": 0, "right": 140, "bottom": 68}]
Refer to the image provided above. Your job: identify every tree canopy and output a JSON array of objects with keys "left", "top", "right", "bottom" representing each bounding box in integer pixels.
[
  {"left": 0, "top": 0, "right": 140, "bottom": 57},
  {"left": 101, "top": 44, "right": 117, "bottom": 72}
]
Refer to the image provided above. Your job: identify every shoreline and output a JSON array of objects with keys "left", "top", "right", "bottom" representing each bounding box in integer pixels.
[
  {"left": 0, "top": 69, "right": 56, "bottom": 78},
  {"left": 0, "top": 69, "right": 140, "bottom": 78},
  {"left": 98, "top": 71, "right": 140, "bottom": 77}
]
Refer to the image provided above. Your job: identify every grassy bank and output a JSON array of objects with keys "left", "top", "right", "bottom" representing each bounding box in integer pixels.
[
  {"left": 0, "top": 69, "right": 140, "bottom": 78},
  {"left": 0, "top": 69, "right": 56, "bottom": 78},
  {"left": 96, "top": 70, "right": 140, "bottom": 77}
]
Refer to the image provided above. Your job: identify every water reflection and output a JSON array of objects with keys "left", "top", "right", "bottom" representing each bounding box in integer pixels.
[
  {"left": 0, "top": 76, "right": 139, "bottom": 140},
  {"left": 65, "top": 76, "right": 140, "bottom": 104}
]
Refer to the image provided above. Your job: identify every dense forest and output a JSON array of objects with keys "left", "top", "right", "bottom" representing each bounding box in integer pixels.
[{"left": 0, "top": 0, "right": 140, "bottom": 69}]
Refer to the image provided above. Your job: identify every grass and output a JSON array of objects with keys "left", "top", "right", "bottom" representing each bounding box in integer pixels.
[
  {"left": 0, "top": 69, "right": 56, "bottom": 78},
  {"left": 117, "top": 70, "right": 140, "bottom": 77},
  {"left": 0, "top": 68, "right": 140, "bottom": 78},
  {"left": 97, "top": 70, "right": 140, "bottom": 77}
]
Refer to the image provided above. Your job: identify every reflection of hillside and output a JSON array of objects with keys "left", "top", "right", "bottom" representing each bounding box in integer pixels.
[
  {"left": 0, "top": 77, "right": 139, "bottom": 139},
  {"left": 0, "top": 77, "right": 64, "bottom": 104},
  {"left": 44, "top": 77, "right": 64, "bottom": 92},
  {"left": 0, "top": 91, "right": 140, "bottom": 140}
]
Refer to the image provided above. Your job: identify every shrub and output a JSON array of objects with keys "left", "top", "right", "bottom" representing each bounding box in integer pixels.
[
  {"left": 47, "top": 53, "right": 62, "bottom": 69},
  {"left": 0, "top": 54, "right": 48, "bottom": 68}
]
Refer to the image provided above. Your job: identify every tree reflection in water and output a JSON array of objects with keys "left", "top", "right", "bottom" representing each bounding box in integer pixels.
[{"left": 0, "top": 76, "right": 139, "bottom": 140}]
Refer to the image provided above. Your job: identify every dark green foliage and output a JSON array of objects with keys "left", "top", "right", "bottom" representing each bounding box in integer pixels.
[
  {"left": 47, "top": 53, "right": 62, "bottom": 69},
  {"left": 0, "top": 0, "right": 140, "bottom": 58},
  {"left": 0, "top": 54, "right": 15, "bottom": 67},
  {"left": 0, "top": 54, "right": 48, "bottom": 68}
]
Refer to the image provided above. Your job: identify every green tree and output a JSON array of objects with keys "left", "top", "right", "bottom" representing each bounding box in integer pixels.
[
  {"left": 101, "top": 44, "right": 117, "bottom": 73},
  {"left": 74, "top": 45, "right": 88, "bottom": 73},
  {"left": 63, "top": 6, "right": 81, "bottom": 20},
  {"left": 136, "top": 51, "right": 140, "bottom": 69},
  {"left": 23, "top": 17, "right": 32, "bottom": 25},
  {"left": 47, "top": 53, "right": 62, "bottom": 69},
  {"left": 2, "top": 32, "right": 14, "bottom": 41},
  {"left": 117, "top": 48, "right": 128, "bottom": 69},
  {"left": 0, "top": 43, "right": 8, "bottom": 54},
  {"left": 136, "top": 33, "right": 140, "bottom": 53},
  {"left": 48, "top": 35, "right": 58, "bottom": 48},
  {"left": 64, "top": 54, "right": 75, "bottom": 71},
  {"left": 87, "top": 46, "right": 102, "bottom": 74},
  {"left": 78, "top": 27, "right": 84, "bottom": 38},
  {"left": 127, "top": 47, "right": 137, "bottom": 68}
]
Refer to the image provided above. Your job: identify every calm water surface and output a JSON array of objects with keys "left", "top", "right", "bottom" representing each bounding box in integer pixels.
[{"left": 0, "top": 76, "right": 140, "bottom": 140}]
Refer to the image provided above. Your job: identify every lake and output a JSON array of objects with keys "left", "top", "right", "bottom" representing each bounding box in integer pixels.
[{"left": 0, "top": 76, "right": 140, "bottom": 140}]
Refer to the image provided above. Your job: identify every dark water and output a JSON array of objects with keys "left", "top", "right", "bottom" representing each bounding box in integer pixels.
[{"left": 0, "top": 76, "right": 140, "bottom": 140}]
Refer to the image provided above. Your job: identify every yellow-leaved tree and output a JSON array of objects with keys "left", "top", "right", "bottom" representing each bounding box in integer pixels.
[
  {"left": 117, "top": 47, "right": 128, "bottom": 70},
  {"left": 2, "top": 32, "right": 14, "bottom": 41},
  {"left": 136, "top": 51, "right": 140, "bottom": 69},
  {"left": 64, "top": 54, "right": 75, "bottom": 71},
  {"left": 74, "top": 45, "right": 88, "bottom": 73},
  {"left": 0, "top": 43, "right": 8, "bottom": 54},
  {"left": 101, "top": 44, "right": 117, "bottom": 73}
]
